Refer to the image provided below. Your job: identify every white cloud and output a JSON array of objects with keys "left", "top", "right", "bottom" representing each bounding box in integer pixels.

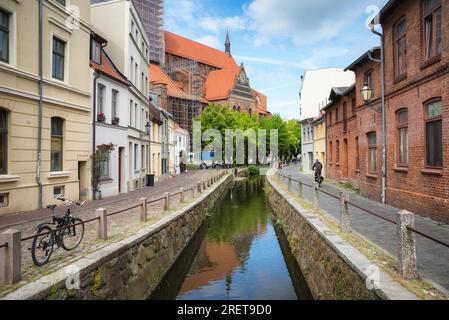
[
  {"left": 200, "top": 16, "right": 246, "bottom": 33},
  {"left": 195, "top": 35, "right": 221, "bottom": 49}
]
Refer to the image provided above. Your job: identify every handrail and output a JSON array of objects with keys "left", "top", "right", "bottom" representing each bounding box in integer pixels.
[{"left": 277, "top": 172, "right": 449, "bottom": 249}]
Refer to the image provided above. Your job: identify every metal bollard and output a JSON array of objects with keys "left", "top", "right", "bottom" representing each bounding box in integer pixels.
[
  {"left": 313, "top": 182, "right": 320, "bottom": 211},
  {"left": 139, "top": 198, "right": 147, "bottom": 222},
  {"left": 96, "top": 208, "right": 108, "bottom": 240},
  {"left": 0, "top": 229, "right": 21, "bottom": 285},
  {"left": 396, "top": 210, "right": 418, "bottom": 279},
  {"left": 164, "top": 192, "right": 170, "bottom": 211},
  {"left": 180, "top": 188, "right": 185, "bottom": 204},
  {"left": 339, "top": 192, "right": 350, "bottom": 233}
]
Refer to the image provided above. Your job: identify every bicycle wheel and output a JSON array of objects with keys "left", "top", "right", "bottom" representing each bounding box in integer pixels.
[
  {"left": 31, "top": 226, "right": 54, "bottom": 266},
  {"left": 62, "top": 218, "right": 84, "bottom": 251}
]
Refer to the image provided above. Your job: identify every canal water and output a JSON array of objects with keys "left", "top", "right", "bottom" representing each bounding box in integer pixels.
[{"left": 150, "top": 178, "right": 312, "bottom": 300}]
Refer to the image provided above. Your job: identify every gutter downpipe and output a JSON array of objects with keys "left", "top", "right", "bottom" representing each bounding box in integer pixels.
[
  {"left": 37, "top": 0, "right": 44, "bottom": 209},
  {"left": 92, "top": 72, "right": 100, "bottom": 200},
  {"left": 370, "top": 24, "right": 387, "bottom": 205}
]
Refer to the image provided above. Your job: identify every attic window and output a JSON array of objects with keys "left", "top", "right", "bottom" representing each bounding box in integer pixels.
[{"left": 91, "top": 39, "right": 101, "bottom": 64}]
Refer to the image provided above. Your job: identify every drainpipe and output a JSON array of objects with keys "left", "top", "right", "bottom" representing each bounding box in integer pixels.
[
  {"left": 36, "top": 0, "right": 44, "bottom": 209},
  {"left": 370, "top": 24, "right": 387, "bottom": 204},
  {"left": 92, "top": 72, "right": 100, "bottom": 200}
]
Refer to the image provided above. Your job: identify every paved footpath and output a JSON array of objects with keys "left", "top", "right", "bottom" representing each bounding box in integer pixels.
[
  {"left": 280, "top": 165, "right": 449, "bottom": 293},
  {"left": 0, "top": 169, "right": 222, "bottom": 293}
]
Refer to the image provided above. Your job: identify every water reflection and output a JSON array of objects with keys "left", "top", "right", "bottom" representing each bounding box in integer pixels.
[{"left": 150, "top": 178, "right": 312, "bottom": 300}]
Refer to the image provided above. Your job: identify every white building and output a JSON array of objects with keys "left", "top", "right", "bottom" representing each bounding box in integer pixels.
[
  {"left": 91, "top": 0, "right": 151, "bottom": 192},
  {"left": 174, "top": 123, "right": 189, "bottom": 175},
  {"left": 299, "top": 68, "right": 354, "bottom": 121},
  {"left": 91, "top": 33, "right": 131, "bottom": 198},
  {"left": 300, "top": 118, "right": 315, "bottom": 175}
]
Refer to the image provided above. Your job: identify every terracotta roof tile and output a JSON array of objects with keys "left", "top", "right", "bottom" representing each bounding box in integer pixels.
[
  {"left": 90, "top": 50, "right": 129, "bottom": 86},
  {"left": 204, "top": 68, "right": 240, "bottom": 101}
]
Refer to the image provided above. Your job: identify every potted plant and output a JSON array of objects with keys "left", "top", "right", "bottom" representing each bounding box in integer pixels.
[
  {"left": 112, "top": 116, "right": 120, "bottom": 125},
  {"left": 97, "top": 112, "right": 106, "bottom": 122},
  {"left": 91, "top": 143, "right": 115, "bottom": 200}
]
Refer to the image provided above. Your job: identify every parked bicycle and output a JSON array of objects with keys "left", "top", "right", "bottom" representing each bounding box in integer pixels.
[{"left": 31, "top": 195, "right": 85, "bottom": 266}]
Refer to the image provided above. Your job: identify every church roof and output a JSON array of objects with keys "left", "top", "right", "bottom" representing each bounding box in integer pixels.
[
  {"left": 165, "top": 31, "right": 239, "bottom": 71},
  {"left": 204, "top": 68, "right": 241, "bottom": 101}
]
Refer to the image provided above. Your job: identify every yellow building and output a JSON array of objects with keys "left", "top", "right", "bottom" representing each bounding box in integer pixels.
[
  {"left": 149, "top": 103, "right": 162, "bottom": 180},
  {"left": 0, "top": 0, "right": 92, "bottom": 214},
  {"left": 312, "top": 115, "right": 326, "bottom": 177}
]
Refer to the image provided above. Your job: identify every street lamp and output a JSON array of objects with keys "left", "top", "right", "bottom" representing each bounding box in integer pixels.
[
  {"left": 145, "top": 121, "right": 151, "bottom": 135},
  {"left": 361, "top": 83, "right": 374, "bottom": 105}
]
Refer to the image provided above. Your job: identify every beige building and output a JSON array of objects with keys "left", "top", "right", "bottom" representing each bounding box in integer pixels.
[
  {"left": 0, "top": 0, "right": 92, "bottom": 214},
  {"left": 148, "top": 103, "right": 162, "bottom": 180},
  {"left": 312, "top": 115, "right": 326, "bottom": 177}
]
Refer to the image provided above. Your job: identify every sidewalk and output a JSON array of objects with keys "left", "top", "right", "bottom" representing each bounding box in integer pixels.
[{"left": 280, "top": 165, "right": 449, "bottom": 293}]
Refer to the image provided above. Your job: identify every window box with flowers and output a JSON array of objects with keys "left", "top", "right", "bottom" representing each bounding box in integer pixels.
[
  {"left": 97, "top": 112, "right": 106, "bottom": 123},
  {"left": 112, "top": 116, "right": 120, "bottom": 125}
]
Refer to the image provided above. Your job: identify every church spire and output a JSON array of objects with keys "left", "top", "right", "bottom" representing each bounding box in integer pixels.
[{"left": 225, "top": 30, "right": 231, "bottom": 56}]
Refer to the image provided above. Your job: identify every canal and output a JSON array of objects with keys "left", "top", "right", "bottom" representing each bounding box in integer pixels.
[{"left": 150, "top": 178, "right": 312, "bottom": 300}]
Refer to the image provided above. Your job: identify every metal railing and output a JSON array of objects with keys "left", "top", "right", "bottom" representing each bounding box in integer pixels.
[
  {"left": 276, "top": 171, "right": 449, "bottom": 280},
  {"left": 0, "top": 171, "right": 228, "bottom": 286}
]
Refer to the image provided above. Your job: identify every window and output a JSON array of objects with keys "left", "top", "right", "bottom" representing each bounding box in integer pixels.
[
  {"left": 356, "top": 137, "right": 360, "bottom": 170},
  {"left": 423, "top": 0, "right": 442, "bottom": 60},
  {"left": 134, "top": 103, "right": 138, "bottom": 128},
  {"left": 112, "top": 89, "right": 118, "bottom": 118},
  {"left": 343, "top": 102, "right": 348, "bottom": 133},
  {"left": 55, "top": 0, "right": 66, "bottom": 6},
  {"left": 97, "top": 84, "right": 105, "bottom": 119},
  {"left": 129, "top": 100, "right": 133, "bottom": 126},
  {"left": 100, "top": 156, "right": 109, "bottom": 179},
  {"left": 0, "top": 193, "right": 9, "bottom": 207},
  {"left": 141, "top": 72, "right": 144, "bottom": 92},
  {"left": 397, "top": 109, "right": 409, "bottom": 166},
  {"left": 141, "top": 145, "right": 145, "bottom": 170},
  {"left": 0, "top": 9, "right": 9, "bottom": 63},
  {"left": 130, "top": 57, "right": 134, "bottom": 83},
  {"left": 0, "top": 109, "right": 7, "bottom": 174},
  {"left": 91, "top": 39, "right": 101, "bottom": 64},
  {"left": 135, "top": 63, "right": 138, "bottom": 85},
  {"left": 336, "top": 107, "right": 339, "bottom": 122},
  {"left": 351, "top": 98, "right": 356, "bottom": 116},
  {"left": 368, "top": 133, "right": 377, "bottom": 174},
  {"left": 329, "top": 141, "right": 333, "bottom": 163},
  {"left": 52, "top": 38, "right": 65, "bottom": 81},
  {"left": 53, "top": 186, "right": 65, "bottom": 198},
  {"left": 51, "top": 118, "right": 63, "bottom": 172},
  {"left": 336, "top": 140, "right": 340, "bottom": 164},
  {"left": 134, "top": 144, "right": 138, "bottom": 170},
  {"left": 394, "top": 18, "right": 407, "bottom": 77},
  {"left": 425, "top": 100, "right": 442, "bottom": 167}
]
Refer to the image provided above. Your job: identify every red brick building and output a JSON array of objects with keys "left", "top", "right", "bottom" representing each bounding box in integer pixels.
[
  {"left": 324, "top": 86, "right": 360, "bottom": 187},
  {"left": 335, "top": 0, "right": 449, "bottom": 223}
]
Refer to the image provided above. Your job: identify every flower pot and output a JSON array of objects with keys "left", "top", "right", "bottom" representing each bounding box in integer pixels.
[{"left": 94, "top": 190, "right": 102, "bottom": 200}]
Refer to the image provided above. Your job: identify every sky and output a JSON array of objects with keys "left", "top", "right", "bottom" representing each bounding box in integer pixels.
[{"left": 164, "top": 0, "right": 389, "bottom": 120}]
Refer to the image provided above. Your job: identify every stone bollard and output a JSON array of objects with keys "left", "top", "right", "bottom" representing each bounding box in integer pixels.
[
  {"left": 0, "top": 229, "right": 21, "bottom": 285},
  {"left": 164, "top": 192, "right": 170, "bottom": 211},
  {"left": 198, "top": 183, "right": 202, "bottom": 193},
  {"left": 180, "top": 188, "right": 185, "bottom": 204},
  {"left": 203, "top": 181, "right": 207, "bottom": 190},
  {"left": 339, "top": 192, "right": 351, "bottom": 233},
  {"left": 96, "top": 208, "right": 108, "bottom": 240},
  {"left": 139, "top": 198, "right": 147, "bottom": 222},
  {"left": 298, "top": 179, "right": 303, "bottom": 198},
  {"left": 288, "top": 175, "right": 292, "bottom": 192},
  {"left": 313, "top": 182, "right": 320, "bottom": 211},
  {"left": 396, "top": 210, "right": 418, "bottom": 280},
  {"left": 192, "top": 186, "right": 196, "bottom": 198}
]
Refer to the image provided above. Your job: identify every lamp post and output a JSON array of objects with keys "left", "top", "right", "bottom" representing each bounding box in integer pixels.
[{"left": 145, "top": 121, "right": 151, "bottom": 136}]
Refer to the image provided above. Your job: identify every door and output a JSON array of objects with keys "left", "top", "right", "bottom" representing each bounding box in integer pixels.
[
  {"left": 343, "top": 139, "right": 348, "bottom": 177},
  {"left": 118, "top": 147, "right": 123, "bottom": 193},
  {"left": 78, "top": 161, "right": 88, "bottom": 201}
]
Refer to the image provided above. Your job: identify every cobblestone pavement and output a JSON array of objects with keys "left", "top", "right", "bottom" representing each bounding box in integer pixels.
[
  {"left": 280, "top": 165, "right": 449, "bottom": 293},
  {"left": 0, "top": 169, "right": 224, "bottom": 295}
]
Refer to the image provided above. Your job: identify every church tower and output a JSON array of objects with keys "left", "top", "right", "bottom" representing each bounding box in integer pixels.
[{"left": 225, "top": 30, "right": 231, "bottom": 56}]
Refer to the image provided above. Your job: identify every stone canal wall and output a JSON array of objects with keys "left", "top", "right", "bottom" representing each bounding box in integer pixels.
[
  {"left": 3, "top": 174, "right": 233, "bottom": 300},
  {"left": 265, "top": 171, "right": 417, "bottom": 300}
]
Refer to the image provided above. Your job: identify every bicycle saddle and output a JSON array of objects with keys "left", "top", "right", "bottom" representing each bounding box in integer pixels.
[{"left": 47, "top": 205, "right": 57, "bottom": 210}]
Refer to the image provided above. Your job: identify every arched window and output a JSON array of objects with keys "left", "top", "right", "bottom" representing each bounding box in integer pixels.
[
  {"left": 0, "top": 109, "right": 7, "bottom": 174},
  {"left": 51, "top": 118, "right": 64, "bottom": 172},
  {"left": 396, "top": 109, "right": 408, "bottom": 166},
  {"left": 425, "top": 100, "right": 442, "bottom": 167}
]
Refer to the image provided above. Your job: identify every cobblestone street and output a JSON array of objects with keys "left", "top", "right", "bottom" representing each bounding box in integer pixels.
[{"left": 0, "top": 169, "right": 223, "bottom": 296}]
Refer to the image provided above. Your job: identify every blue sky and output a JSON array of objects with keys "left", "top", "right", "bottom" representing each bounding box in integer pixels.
[{"left": 165, "top": 0, "right": 388, "bottom": 119}]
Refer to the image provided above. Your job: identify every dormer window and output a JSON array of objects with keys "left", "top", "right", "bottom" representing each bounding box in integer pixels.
[{"left": 91, "top": 39, "right": 102, "bottom": 64}]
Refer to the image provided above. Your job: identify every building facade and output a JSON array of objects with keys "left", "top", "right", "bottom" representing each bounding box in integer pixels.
[
  {"left": 324, "top": 86, "right": 360, "bottom": 186},
  {"left": 300, "top": 118, "right": 315, "bottom": 175},
  {"left": 91, "top": 0, "right": 151, "bottom": 192},
  {"left": 312, "top": 115, "right": 326, "bottom": 178},
  {"left": 174, "top": 123, "right": 189, "bottom": 175},
  {"left": 0, "top": 0, "right": 92, "bottom": 214}
]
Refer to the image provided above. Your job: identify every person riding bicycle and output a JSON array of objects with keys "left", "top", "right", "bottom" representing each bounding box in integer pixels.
[{"left": 312, "top": 159, "right": 323, "bottom": 183}]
